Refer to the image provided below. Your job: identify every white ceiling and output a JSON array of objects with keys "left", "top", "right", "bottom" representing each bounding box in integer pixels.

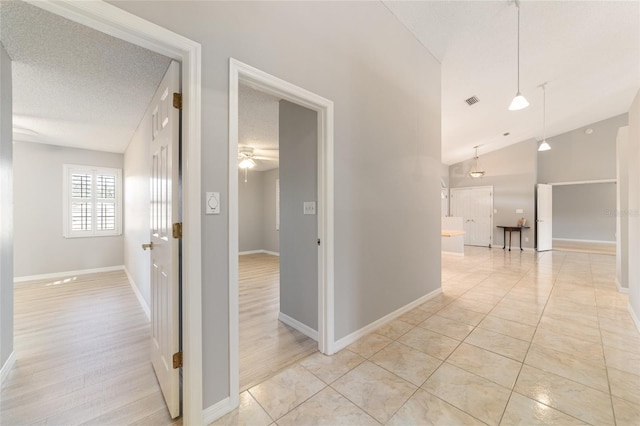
[
  {"left": 0, "top": 0, "right": 171, "bottom": 153},
  {"left": 384, "top": 0, "right": 640, "bottom": 164}
]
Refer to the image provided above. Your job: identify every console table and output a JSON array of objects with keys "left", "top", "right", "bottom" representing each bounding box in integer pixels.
[{"left": 497, "top": 225, "right": 530, "bottom": 251}]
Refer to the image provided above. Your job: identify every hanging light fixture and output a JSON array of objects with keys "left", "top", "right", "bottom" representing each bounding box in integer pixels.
[
  {"left": 538, "top": 83, "right": 551, "bottom": 151},
  {"left": 468, "top": 146, "right": 485, "bottom": 179},
  {"left": 238, "top": 147, "right": 257, "bottom": 183},
  {"left": 509, "top": 1, "right": 529, "bottom": 111}
]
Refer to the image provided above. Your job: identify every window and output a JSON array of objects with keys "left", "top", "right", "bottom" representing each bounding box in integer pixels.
[{"left": 63, "top": 165, "right": 122, "bottom": 237}]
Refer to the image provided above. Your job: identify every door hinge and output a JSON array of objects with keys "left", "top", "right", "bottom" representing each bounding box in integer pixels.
[
  {"left": 317, "top": 239, "right": 321, "bottom": 246},
  {"left": 173, "top": 93, "right": 182, "bottom": 110},
  {"left": 172, "top": 351, "right": 183, "bottom": 369},
  {"left": 173, "top": 222, "right": 183, "bottom": 239}
]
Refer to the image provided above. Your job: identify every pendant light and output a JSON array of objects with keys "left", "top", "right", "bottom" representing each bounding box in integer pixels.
[
  {"left": 468, "top": 146, "right": 485, "bottom": 179},
  {"left": 538, "top": 83, "right": 551, "bottom": 151},
  {"left": 509, "top": 1, "right": 529, "bottom": 111}
]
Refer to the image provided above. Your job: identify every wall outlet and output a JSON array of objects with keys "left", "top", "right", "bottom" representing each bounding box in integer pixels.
[
  {"left": 303, "top": 201, "right": 316, "bottom": 215},
  {"left": 494, "top": 209, "right": 498, "bottom": 214},
  {"left": 525, "top": 237, "right": 529, "bottom": 242},
  {"left": 516, "top": 208, "right": 524, "bottom": 214}
]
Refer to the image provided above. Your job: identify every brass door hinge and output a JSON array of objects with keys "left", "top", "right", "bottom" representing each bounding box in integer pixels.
[
  {"left": 173, "top": 351, "right": 183, "bottom": 369},
  {"left": 173, "top": 93, "right": 182, "bottom": 110},
  {"left": 172, "top": 222, "right": 183, "bottom": 239}
]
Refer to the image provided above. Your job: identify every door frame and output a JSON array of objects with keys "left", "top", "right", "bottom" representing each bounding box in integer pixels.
[
  {"left": 228, "top": 58, "right": 335, "bottom": 404},
  {"left": 450, "top": 186, "right": 494, "bottom": 247},
  {"left": 25, "top": 1, "right": 203, "bottom": 424}
]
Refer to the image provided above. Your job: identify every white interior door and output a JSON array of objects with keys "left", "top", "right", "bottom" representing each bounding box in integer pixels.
[
  {"left": 451, "top": 187, "right": 493, "bottom": 247},
  {"left": 148, "top": 61, "right": 181, "bottom": 418},
  {"left": 537, "top": 184, "right": 553, "bottom": 251}
]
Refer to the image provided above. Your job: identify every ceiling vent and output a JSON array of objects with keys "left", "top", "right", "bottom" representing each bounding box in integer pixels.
[{"left": 465, "top": 96, "right": 479, "bottom": 106}]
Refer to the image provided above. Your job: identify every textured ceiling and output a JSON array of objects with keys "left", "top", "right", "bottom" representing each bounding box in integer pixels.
[
  {"left": 0, "top": 0, "right": 171, "bottom": 153},
  {"left": 239, "top": 84, "right": 280, "bottom": 172},
  {"left": 384, "top": 0, "right": 640, "bottom": 164}
]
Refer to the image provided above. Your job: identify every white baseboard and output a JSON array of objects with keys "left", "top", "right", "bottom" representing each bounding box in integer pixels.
[
  {"left": 14, "top": 265, "right": 125, "bottom": 283},
  {"left": 553, "top": 238, "right": 616, "bottom": 244},
  {"left": 124, "top": 267, "right": 151, "bottom": 320},
  {"left": 202, "top": 396, "right": 235, "bottom": 424},
  {"left": 442, "top": 251, "right": 464, "bottom": 257},
  {"left": 1, "top": 351, "right": 16, "bottom": 386},
  {"left": 278, "top": 312, "right": 318, "bottom": 341},
  {"left": 616, "top": 278, "right": 629, "bottom": 294},
  {"left": 629, "top": 302, "right": 640, "bottom": 334},
  {"left": 333, "top": 287, "right": 443, "bottom": 352},
  {"left": 239, "top": 249, "right": 279, "bottom": 256}
]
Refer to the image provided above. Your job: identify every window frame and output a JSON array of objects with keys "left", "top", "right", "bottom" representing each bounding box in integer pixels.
[{"left": 63, "top": 164, "right": 123, "bottom": 238}]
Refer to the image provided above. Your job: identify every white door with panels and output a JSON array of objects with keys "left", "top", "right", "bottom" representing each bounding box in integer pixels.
[
  {"left": 143, "top": 61, "right": 181, "bottom": 418},
  {"left": 537, "top": 184, "right": 553, "bottom": 251},
  {"left": 450, "top": 187, "right": 493, "bottom": 247}
]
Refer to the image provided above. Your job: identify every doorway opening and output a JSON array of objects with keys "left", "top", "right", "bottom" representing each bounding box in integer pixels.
[
  {"left": 0, "top": 1, "right": 203, "bottom": 423},
  {"left": 229, "top": 59, "right": 334, "bottom": 402}
]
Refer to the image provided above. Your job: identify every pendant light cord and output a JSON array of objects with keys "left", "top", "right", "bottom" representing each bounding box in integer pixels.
[
  {"left": 543, "top": 84, "right": 546, "bottom": 140},
  {"left": 517, "top": 5, "right": 521, "bottom": 92}
]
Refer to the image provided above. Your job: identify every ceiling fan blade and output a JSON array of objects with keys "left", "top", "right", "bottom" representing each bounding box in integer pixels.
[{"left": 254, "top": 155, "right": 278, "bottom": 161}]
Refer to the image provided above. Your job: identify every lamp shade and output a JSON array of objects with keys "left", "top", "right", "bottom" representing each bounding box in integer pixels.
[
  {"left": 538, "top": 140, "right": 551, "bottom": 151},
  {"left": 509, "top": 93, "right": 529, "bottom": 111}
]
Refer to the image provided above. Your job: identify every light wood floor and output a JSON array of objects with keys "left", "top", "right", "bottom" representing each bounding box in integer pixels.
[
  {"left": 1, "top": 270, "right": 180, "bottom": 425},
  {"left": 239, "top": 253, "right": 318, "bottom": 391},
  {"left": 553, "top": 239, "right": 616, "bottom": 255}
]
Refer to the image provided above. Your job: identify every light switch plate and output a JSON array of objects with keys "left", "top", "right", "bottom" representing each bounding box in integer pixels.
[
  {"left": 516, "top": 208, "right": 524, "bottom": 214},
  {"left": 303, "top": 202, "right": 316, "bottom": 215},
  {"left": 206, "top": 192, "right": 220, "bottom": 214}
]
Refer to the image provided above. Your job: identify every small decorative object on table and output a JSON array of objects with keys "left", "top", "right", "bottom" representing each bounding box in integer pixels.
[{"left": 517, "top": 217, "right": 526, "bottom": 227}]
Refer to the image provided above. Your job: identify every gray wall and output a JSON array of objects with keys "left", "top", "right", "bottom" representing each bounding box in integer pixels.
[
  {"left": 0, "top": 43, "right": 13, "bottom": 371},
  {"left": 279, "top": 101, "right": 318, "bottom": 330},
  {"left": 552, "top": 183, "right": 616, "bottom": 242},
  {"left": 617, "top": 127, "right": 629, "bottom": 289},
  {"left": 262, "top": 168, "right": 279, "bottom": 254},
  {"left": 110, "top": 0, "right": 442, "bottom": 408},
  {"left": 538, "top": 114, "right": 628, "bottom": 183},
  {"left": 627, "top": 91, "right": 640, "bottom": 324},
  {"left": 13, "top": 142, "right": 124, "bottom": 277},
  {"left": 123, "top": 96, "right": 152, "bottom": 308},
  {"left": 239, "top": 169, "right": 265, "bottom": 252},
  {"left": 238, "top": 168, "right": 279, "bottom": 253},
  {"left": 450, "top": 139, "right": 537, "bottom": 249}
]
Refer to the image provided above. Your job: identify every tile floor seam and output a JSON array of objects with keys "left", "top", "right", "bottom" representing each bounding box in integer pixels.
[
  {"left": 496, "top": 250, "right": 561, "bottom": 425},
  {"left": 325, "top": 381, "right": 385, "bottom": 425},
  {"left": 592, "top": 254, "right": 619, "bottom": 426},
  {"left": 246, "top": 388, "right": 276, "bottom": 423},
  {"left": 411, "top": 387, "right": 491, "bottom": 426}
]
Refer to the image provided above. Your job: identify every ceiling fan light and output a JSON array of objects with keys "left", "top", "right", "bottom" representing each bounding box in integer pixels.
[
  {"left": 538, "top": 140, "right": 551, "bottom": 151},
  {"left": 509, "top": 92, "right": 529, "bottom": 111},
  {"left": 239, "top": 158, "right": 256, "bottom": 169}
]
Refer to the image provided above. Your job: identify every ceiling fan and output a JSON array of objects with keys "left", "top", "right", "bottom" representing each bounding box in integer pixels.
[{"left": 238, "top": 146, "right": 278, "bottom": 182}]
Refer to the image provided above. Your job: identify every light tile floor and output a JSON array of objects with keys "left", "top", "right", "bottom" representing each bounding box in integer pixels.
[{"left": 211, "top": 247, "right": 640, "bottom": 425}]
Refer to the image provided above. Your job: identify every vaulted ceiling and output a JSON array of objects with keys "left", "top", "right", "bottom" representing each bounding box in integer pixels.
[{"left": 384, "top": 0, "right": 640, "bottom": 164}]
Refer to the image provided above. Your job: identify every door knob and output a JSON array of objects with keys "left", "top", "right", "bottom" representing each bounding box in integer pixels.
[{"left": 142, "top": 242, "right": 154, "bottom": 251}]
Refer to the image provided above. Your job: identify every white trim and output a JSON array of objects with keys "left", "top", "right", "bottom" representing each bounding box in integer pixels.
[
  {"left": 25, "top": 2, "right": 203, "bottom": 424},
  {"left": 548, "top": 179, "right": 616, "bottom": 186},
  {"left": 278, "top": 312, "right": 318, "bottom": 341},
  {"left": 124, "top": 268, "right": 151, "bottom": 320},
  {"left": 553, "top": 238, "right": 616, "bottom": 244},
  {"left": 1, "top": 352, "right": 16, "bottom": 385},
  {"left": 202, "top": 397, "right": 234, "bottom": 425},
  {"left": 14, "top": 265, "right": 124, "bottom": 283},
  {"left": 333, "top": 288, "right": 443, "bottom": 352},
  {"left": 239, "top": 249, "right": 280, "bottom": 256},
  {"left": 229, "top": 58, "right": 335, "bottom": 409},
  {"left": 629, "top": 302, "right": 640, "bottom": 333},
  {"left": 442, "top": 251, "right": 465, "bottom": 257},
  {"left": 616, "top": 279, "right": 629, "bottom": 294}
]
